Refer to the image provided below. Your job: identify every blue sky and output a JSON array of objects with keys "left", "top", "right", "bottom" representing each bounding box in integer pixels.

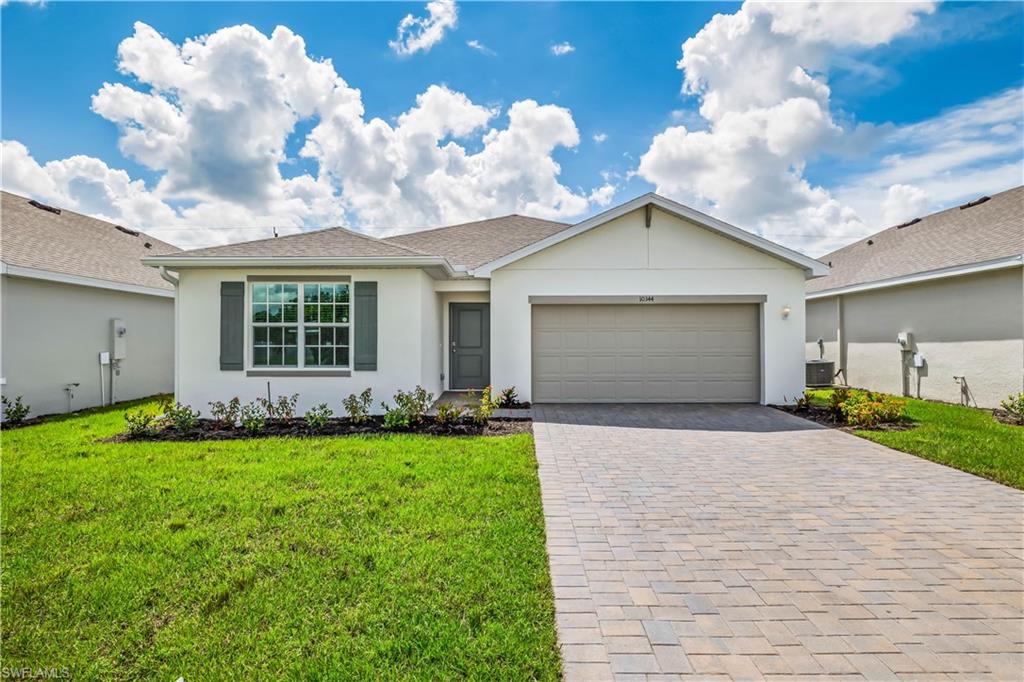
[{"left": 2, "top": 1, "right": 1021, "bottom": 255}]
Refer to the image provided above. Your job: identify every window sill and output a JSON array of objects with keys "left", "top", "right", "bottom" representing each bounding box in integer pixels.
[{"left": 246, "top": 369, "right": 352, "bottom": 377}]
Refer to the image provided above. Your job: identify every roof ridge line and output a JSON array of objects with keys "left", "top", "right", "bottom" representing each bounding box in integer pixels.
[{"left": 384, "top": 214, "right": 570, "bottom": 241}]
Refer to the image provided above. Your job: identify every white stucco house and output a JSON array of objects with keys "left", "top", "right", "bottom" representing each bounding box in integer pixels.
[
  {"left": 806, "top": 186, "right": 1023, "bottom": 408},
  {"left": 143, "top": 193, "right": 828, "bottom": 415},
  {"left": 1, "top": 191, "right": 178, "bottom": 417}
]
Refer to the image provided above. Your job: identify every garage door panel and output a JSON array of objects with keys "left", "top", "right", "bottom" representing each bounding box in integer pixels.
[{"left": 533, "top": 304, "right": 760, "bottom": 403}]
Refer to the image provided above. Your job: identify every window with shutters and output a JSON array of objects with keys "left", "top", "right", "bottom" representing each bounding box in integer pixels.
[{"left": 251, "top": 282, "right": 350, "bottom": 368}]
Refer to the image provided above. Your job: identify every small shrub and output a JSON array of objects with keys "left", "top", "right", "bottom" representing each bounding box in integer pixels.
[
  {"left": 1, "top": 395, "right": 30, "bottom": 424},
  {"left": 259, "top": 393, "right": 299, "bottom": 420},
  {"left": 304, "top": 403, "right": 333, "bottom": 430},
  {"left": 164, "top": 402, "right": 200, "bottom": 432},
  {"left": 343, "top": 388, "right": 373, "bottom": 424},
  {"left": 392, "top": 386, "right": 434, "bottom": 424},
  {"left": 472, "top": 385, "right": 500, "bottom": 425},
  {"left": 840, "top": 391, "right": 906, "bottom": 427},
  {"left": 793, "top": 392, "right": 812, "bottom": 412},
  {"left": 240, "top": 401, "right": 267, "bottom": 434},
  {"left": 381, "top": 406, "right": 411, "bottom": 431},
  {"left": 209, "top": 397, "right": 241, "bottom": 428},
  {"left": 434, "top": 401, "right": 465, "bottom": 426},
  {"left": 124, "top": 409, "right": 157, "bottom": 437},
  {"left": 498, "top": 386, "right": 519, "bottom": 408},
  {"left": 827, "top": 387, "right": 851, "bottom": 421},
  {"left": 999, "top": 392, "right": 1024, "bottom": 425}
]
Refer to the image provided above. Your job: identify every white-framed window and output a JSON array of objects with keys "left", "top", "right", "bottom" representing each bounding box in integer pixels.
[{"left": 251, "top": 282, "right": 350, "bottom": 368}]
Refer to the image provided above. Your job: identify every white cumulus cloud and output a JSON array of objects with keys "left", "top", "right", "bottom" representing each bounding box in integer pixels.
[
  {"left": 3, "top": 21, "right": 603, "bottom": 247},
  {"left": 592, "top": 132, "right": 608, "bottom": 144},
  {"left": 389, "top": 0, "right": 458, "bottom": 56},
  {"left": 550, "top": 42, "right": 575, "bottom": 56},
  {"left": 466, "top": 39, "right": 495, "bottom": 56},
  {"left": 637, "top": 1, "right": 938, "bottom": 254}
]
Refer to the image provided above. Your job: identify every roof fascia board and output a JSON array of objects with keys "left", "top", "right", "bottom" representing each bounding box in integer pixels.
[
  {"left": 471, "top": 193, "right": 829, "bottom": 278},
  {"left": 2, "top": 262, "right": 174, "bottom": 298},
  {"left": 143, "top": 255, "right": 460, "bottom": 277},
  {"left": 807, "top": 254, "right": 1024, "bottom": 300}
]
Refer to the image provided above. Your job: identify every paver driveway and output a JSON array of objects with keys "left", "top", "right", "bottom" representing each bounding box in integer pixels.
[{"left": 533, "top": 404, "right": 1023, "bottom": 681}]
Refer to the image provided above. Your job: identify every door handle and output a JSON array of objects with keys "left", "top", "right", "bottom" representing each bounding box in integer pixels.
[{"left": 451, "top": 340, "right": 457, "bottom": 353}]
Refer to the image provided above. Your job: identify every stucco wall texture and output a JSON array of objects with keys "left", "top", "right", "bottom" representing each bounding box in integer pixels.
[
  {"left": 806, "top": 267, "right": 1024, "bottom": 408},
  {"left": 1, "top": 275, "right": 174, "bottom": 417}
]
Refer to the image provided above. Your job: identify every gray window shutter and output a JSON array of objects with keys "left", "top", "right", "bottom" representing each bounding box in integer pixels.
[
  {"left": 354, "top": 281, "right": 377, "bottom": 371},
  {"left": 220, "top": 281, "right": 245, "bottom": 371}
]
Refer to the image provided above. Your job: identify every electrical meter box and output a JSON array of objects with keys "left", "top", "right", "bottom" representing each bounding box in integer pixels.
[{"left": 111, "top": 319, "right": 128, "bottom": 360}]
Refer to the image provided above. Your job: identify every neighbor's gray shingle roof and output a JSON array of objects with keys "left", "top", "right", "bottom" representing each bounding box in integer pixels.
[
  {"left": 0, "top": 191, "right": 179, "bottom": 291},
  {"left": 383, "top": 215, "right": 571, "bottom": 268},
  {"left": 163, "top": 225, "right": 428, "bottom": 259},
  {"left": 807, "top": 185, "right": 1024, "bottom": 294}
]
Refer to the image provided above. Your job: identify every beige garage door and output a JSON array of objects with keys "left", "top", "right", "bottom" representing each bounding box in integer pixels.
[{"left": 532, "top": 304, "right": 760, "bottom": 403}]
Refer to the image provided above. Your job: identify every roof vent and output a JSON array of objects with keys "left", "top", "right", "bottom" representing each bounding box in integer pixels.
[
  {"left": 866, "top": 239, "right": 874, "bottom": 246},
  {"left": 895, "top": 217, "right": 920, "bottom": 229},
  {"left": 959, "top": 196, "right": 990, "bottom": 210},
  {"left": 143, "top": 242, "right": 153, "bottom": 249},
  {"left": 28, "top": 199, "right": 61, "bottom": 215},
  {"left": 114, "top": 224, "right": 140, "bottom": 237}
]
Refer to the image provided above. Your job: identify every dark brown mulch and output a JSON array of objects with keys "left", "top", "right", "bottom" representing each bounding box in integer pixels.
[
  {"left": 107, "top": 416, "right": 532, "bottom": 443},
  {"left": 498, "top": 401, "right": 532, "bottom": 410},
  {"left": 992, "top": 410, "right": 1024, "bottom": 428},
  {"left": 772, "top": 404, "right": 916, "bottom": 433}
]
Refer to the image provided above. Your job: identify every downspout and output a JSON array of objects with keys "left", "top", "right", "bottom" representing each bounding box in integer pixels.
[{"left": 159, "top": 267, "right": 180, "bottom": 403}]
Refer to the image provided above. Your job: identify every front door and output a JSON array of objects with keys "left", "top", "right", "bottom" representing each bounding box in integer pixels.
[{"left": 450, "top": 303, "right": 490, "bottom": 389}]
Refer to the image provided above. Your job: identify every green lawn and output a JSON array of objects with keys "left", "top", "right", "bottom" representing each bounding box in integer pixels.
[
  {"left": 1, "top": 398, "right": 560, "bottom": 681},
  {"left": 808, "top": 389, "right": 1024, "bottom": 489}
]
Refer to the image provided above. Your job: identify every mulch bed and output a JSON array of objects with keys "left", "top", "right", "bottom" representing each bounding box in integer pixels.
[
  {"left": 772, "top": 404, "right": 916, "bottom": 433},
  {"left": 992, "top": 410, "right": 1024, "bottom": 427},
  {"left": 498, "top": 401, "right": 531, "bottom": 410},
  {"left": 107, "top": 416, "right": 532, "bottom": 443}
]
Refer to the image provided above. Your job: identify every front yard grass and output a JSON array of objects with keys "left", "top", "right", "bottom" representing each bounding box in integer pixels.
[
  {"left": 1, "top": 398, "right": 560, "bottom": 680},
  {"left": 807, "top": 389, "right": 1024, "bottom": 489}
]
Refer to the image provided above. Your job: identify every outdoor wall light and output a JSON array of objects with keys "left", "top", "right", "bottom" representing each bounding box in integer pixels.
[{"left": 781, "top": 304, "right": 791, "bottom": 319}]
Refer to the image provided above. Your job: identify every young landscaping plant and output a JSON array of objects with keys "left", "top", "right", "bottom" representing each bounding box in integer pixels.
[
  {"left": 839, "top": 390, "right": 906, "bottom": 427},
  {"left": 240, "top": 401, "right": 267, "bottom": 434},
  {"left": 123, "top": 409, "right": 157, "bottom": 437},
  {"left": 381, "top": 405, "right": 411, "bottom": 430},
  {"left": 260, "top": 394, "right": 299, "bottom": 421},
  {"left": 472, "top": 386, "right": 500, "bottom": 425},
  {"left": 304, "top": 403, "right": 333, "bottom": 430},
  {"left": 392, "top": 386, "right": 433, "bottom": 425},
  {"left": 209, "top": 397, "right": 241, "bottom": 428},
  {"left": 434, "top": 401, "right": 465, "bottom": 426},
  {"left": 1, "top": 396, "right": 30, "bottom": 425},
  {"left": 999, "top": 392, "right": 1024, "bottom": 425},
  {"left": 164, "top": 402, "right": 200, "bottom": 432},
  {"left": 499, "top": 387, "right": 518, "bottom": 408},
  {"left": 342, "top": 388, "right": 373, "bottom": 424}
]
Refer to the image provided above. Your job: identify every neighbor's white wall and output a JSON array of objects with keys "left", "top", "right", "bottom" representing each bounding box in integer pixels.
[
  {"left": 490, "top": 207, "right": 809, "bottom": 404},
  {"left": 176, "top": 267, "right": 439, "bottom": 416},
  {"left": 0, "top": 275, "right": 174, "bottom": 417},
  {"left": 806, "top": 267, "right": 1024, "bottom": 407}
]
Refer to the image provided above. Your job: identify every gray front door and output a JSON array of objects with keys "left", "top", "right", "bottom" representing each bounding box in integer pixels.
[{"left": 450, "top": 303, "right": 490, "bottom": 389}]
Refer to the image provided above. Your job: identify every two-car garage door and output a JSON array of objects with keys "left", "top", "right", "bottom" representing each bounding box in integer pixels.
[{"left": 532, "top": 304, "right": 760, "bottom": 403}]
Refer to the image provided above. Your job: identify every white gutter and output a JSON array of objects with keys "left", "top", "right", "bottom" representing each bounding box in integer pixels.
[
  {"left": 142, "top": 255, "right": 462, "bottom": 278},
  {"left": 158, "top": 266, "right": 179, "bottom": 287},
  {"left": 807, "top": 254, "right": 1024, "bottom": 300},
  {"left": 1, "top": 262, "right": 174, "bottom": 298}
]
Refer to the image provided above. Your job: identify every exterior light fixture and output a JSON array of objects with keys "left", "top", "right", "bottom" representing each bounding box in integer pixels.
[{"left": 781, "top": 304, "right": 791, "bottom": 319}]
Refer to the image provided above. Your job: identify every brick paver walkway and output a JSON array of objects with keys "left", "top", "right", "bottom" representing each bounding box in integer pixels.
[{"left": 533, "top": 404, "right": 1023, "bottom": 681}]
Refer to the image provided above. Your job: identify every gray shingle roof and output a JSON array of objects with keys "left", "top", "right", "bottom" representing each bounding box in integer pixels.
[
  {"left": 1, "top": 191, "right": 179, "bottom": 291},
  {"left": 163, "top": 225, "right": 428, "bottom": 259},
  {"left": 383, "top": 215, "right": 571, "bottom": 268},
  {"left": 159, "top": 213, "right": 572, "bottom": 269},
  {"left": 807, "top": 185, "right": 1024, "bottom": 294}
]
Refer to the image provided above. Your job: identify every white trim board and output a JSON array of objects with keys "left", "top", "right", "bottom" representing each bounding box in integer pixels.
[
  {"left": 806, "top": 255, "right": 1024, "bottom": 300},
  {"left": 1, "top": 262, "right": 175, "bottom": 298},
  {"left": 471, "top": 193, "right": 830, "bottom": 278}
]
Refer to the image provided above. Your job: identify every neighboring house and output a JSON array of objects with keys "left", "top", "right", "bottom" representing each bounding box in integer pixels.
[
  {"left": 144, "top": 193, "right": 827, "bottom": 414},
  {"left": 806, "top": 186, "right": 1024, "bottom": 408},
  {"left": 1, "top": 191, "right": 178, "bottom": 417}
]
